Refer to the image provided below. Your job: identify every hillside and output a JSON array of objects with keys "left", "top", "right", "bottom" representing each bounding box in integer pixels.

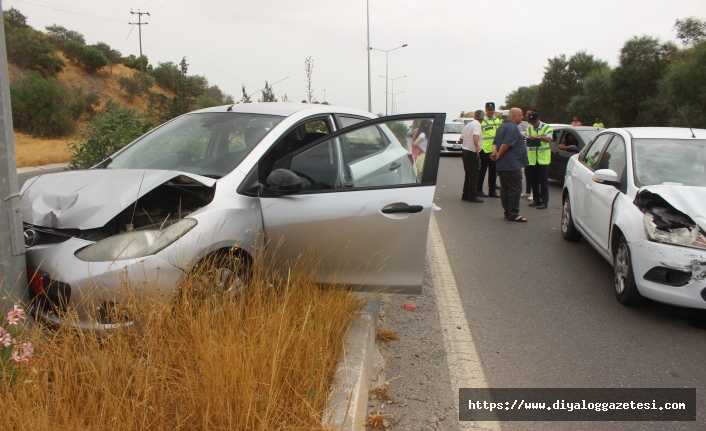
[{"left": 10, "top": 53, "right": 173, "bottom": 167}]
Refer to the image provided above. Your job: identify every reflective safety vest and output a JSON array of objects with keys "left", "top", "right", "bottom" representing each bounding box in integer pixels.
[
  {"left": 593, "top": 122, "right": 604, "bottom": 128},
  {"left": 526, "top": 123, "right": 553, "bottom": 165},
  {"left": 481, "top": 116, "right": 502, "bottom": 153}
]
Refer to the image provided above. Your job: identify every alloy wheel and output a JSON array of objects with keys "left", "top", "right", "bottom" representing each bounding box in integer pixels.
[{"left": 614, "top": 243, "right": 630, "bottom": 295}]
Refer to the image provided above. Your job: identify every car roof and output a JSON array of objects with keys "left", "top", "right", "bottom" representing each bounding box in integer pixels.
[
  {"left": 193, "top": 102, "right": 374, "bottom": 119},
  {"left": 553, "top": 125, "right": 604, "bottom": 131},
  {"left": 619, "top": 127, "right": 706, "bottom": 140}
]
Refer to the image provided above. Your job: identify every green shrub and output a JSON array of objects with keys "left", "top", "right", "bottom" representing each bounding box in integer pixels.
[
  {"left": 117, "top": 72, "right": 154, "bottom": 101},
  {"left": 122, "top": 54, "right": 150, "bottom": 71},
  {"left": 4, "top": 15, "right": 65, "bottom": 76},
  {"left": 67, "top": 103, "right": 155, "bottom": 170},
  {"left": 10, "top": 71, "right": 83, "bottom": 137},
  {"left": 149, "top": 61, "right": 179, "bottom": 91},
  {"left": 45, "top": 24, "right": 85, "bottom": 48},
  {"left": 197, "top": 96, "right": 219, "bottom": 108},
  {"left": 62, "top": 40, "right": 84, "bottom": 63},
  {"left": 78, "top": 46, "right": 108, "bottom": 73}
]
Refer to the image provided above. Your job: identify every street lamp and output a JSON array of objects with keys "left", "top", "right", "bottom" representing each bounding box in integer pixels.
[
  {"left": 370, "top": 44, "right": 407, "bottom": 115},
  {"left": 366, "top": 0, "right": 371, "bottom": 112},
  {"left": 379, "top": 74, "right": 406, "bottom": 115},
  {"left": 390, "top": 91, "right": 404, "bottom": 115}
]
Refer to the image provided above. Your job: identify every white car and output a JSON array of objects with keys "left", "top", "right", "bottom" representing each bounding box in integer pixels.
[
  {"left": 20, "top": 103, "right": 446, "bottom": 328},
  {"left": 440, "top": 122, "right": 464, "bottom": 154},
  {"left": 561, "top": 127, "right": 706, "bottom": 309}
]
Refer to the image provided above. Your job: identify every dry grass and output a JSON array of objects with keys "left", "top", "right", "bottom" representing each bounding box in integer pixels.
[
  {"left": 369, "top": 386, "right": 391, "bottom": 402},
  {"left": 1, "top": 252, "right": 363, "bottom": 430},
  {"left": 364, "top": 413, "right": 393, "bottom": 429},
  {"left": 375, "top": 328, "right": 399, "bottom": 345},
  {"left": 11, "top": 54, "right": 173, "bottom": 168}
]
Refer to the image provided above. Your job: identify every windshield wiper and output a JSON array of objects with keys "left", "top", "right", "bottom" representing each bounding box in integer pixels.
[
  {"left": 199, "top": 174, "right": 222, "bottom": 179},
  {"left": 92, "top": 157, "right": 112, "bottom": 169}
]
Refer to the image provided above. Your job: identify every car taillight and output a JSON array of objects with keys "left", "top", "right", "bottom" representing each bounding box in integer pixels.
[{"left": 27, "top": 268, "right": 45, "bottom": 295}]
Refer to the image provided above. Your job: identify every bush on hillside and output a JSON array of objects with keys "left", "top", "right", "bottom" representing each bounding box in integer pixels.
[
  {"left": 123, "top": 54, "right": 151, "bottom": 71},
  {"left": 62, "top": 40, "right": 84, "bottom": 63},
  {"left": 10, "top": 71, "right": 85, "bottom": 137},
  {"left": 4, "top": 8, "right": 64, "bottom": 76},
  {"left": 117, "top": 72, "right": 154, "bottom": 101},
  {"left": 45, "top": 24, "right": 85, "bottom": 48},
  {"left": 78, "top": 46, "right": 108, "bottom": 73},
  {"left": 197, "top": 96, "right": 219, "bottom": 109},
  {"left": 149, "top": 61, "right": 180, "bottom": 91},
  {"left": 67, "top": 102, "right": 155, "bottom": 170},
  {"left": 92, "top": 42, "right": 122, "bottom": 75}
]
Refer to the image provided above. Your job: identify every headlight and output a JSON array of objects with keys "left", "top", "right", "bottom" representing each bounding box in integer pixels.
[
  {"left": 75, "top": 219, "right": 197, "bottom": 262},
  {"left": 643, "top": 213, "right": 706, "bottom": 250}
]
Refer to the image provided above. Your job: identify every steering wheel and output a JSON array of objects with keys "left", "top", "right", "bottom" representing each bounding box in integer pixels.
[
  {"left": 176, "top": 149, "right": 204, "bottom": 167},
  {"left": 291, "top": 170, "right": 317, "bottom": 189}
]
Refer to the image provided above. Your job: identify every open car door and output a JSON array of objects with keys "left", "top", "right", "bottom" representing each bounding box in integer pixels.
[{"left": 258, "top": 113, "right": 445, "bottom": 294}]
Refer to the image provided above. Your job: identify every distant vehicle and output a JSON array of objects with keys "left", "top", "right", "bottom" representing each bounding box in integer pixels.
[
  {"left": 561, "top": 127, "right": 706, "bottom": 309},
  {"left": 452, "top": 117, "right": 474, "bottom": 125},
  {"left": 548, "top": 126, "right": 603, "bottom": 181},
  {"left": 441, "top": 122, "right": 464, "bottom": 155}
]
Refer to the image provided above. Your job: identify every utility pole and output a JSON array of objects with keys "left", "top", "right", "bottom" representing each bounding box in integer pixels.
[
  {"left": 322, "top": 89, "right": 326, "bottom": 103},
  {"left": 130, "top": 9, "right": 150, "bottom": 72},
  {"left": 366, "top": 0, "right": 371, "bottom": 113},
  {"left": 0, "top": 0, "right": 27, "bottom": 314}
]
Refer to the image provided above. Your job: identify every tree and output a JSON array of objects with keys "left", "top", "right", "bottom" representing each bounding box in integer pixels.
[
  {"left": 206, "top": 85, "right": 225, "bottom": 103},
  {"left": 92, "top": 42, "right": 122, "bottom": 76},
  {"left": 281, "top": 94, "right": 290, "bottom": 102},
  {"left": 150, "top": 61, "right": 180, "bottom": 91},
  {"left": 117, "top": 72, "right": 154, "bottom": 101},
  {"left": 567, "top": 68, "right": 614, "bottom": 126},
  {"left": 659, "top": 40, "right": 706, "bottom": 128},
  {"left": 169, "top": 57, "right": 194, "bottom": 117},
  {"left": 45, "top": 24, "right": 85, "bottom": 48},
  {"left": 259, "top": 81, "right": 278, "bottom": 102},
  {"left": 304, "top": 56, "right": 316, "bottom": 103},
  {"left": 3, "top": 7, "right": 28, "bottom": 29},
  {"left": 503, "top": 85, "right": 539, "bottom": 113},
  {"left": 241, "top": 85, "right": 252, "bottom": 103},
  {"left": 610, "top": 36, "right": 676, "bottom": 126},
  {"left": 674, "top": 17, "right": 706, "bottom": 47},
  {"left": 78, "top": 46, "right": 108, "bottom": 73},
  {"left": 123, "top": 54, "right": 150, "bottom": 71},
  {"left": 62, "top": 40, "right": 84, "bottom": 63},
  {"left": 197, "top": 96, "right": 220, "bottom": 108},
  {"left": 4, "top": 9, "right": 65, "bottom": 76}
]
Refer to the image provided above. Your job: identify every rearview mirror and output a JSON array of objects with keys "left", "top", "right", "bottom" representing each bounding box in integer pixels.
[
  {"left": 565, "top": 145, "right": 579, "bottom": 153},
  {"left": 593, "top": 169, "right": 620, "bottom": 187},
  {"left": 264, "top": 169, "right": 302, "bottom": 196}
]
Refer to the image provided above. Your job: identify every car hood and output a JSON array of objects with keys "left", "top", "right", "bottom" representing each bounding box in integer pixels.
[
  {"left": 20, "top": 169, "right": 216, "bottom": 230},
  {"left": 443, "top": 133, "right": 461, "bottom": 141},
  {"left": 636, "top": 185, "right": 706, "bottom": 231}
]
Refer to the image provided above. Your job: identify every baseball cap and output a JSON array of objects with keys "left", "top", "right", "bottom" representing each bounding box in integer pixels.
[
  {"left": 528, "top": 112, "right": 539, "bottom": 122},
  {"left": 485, "top": 102, "right": 495, "bottom": 110}
]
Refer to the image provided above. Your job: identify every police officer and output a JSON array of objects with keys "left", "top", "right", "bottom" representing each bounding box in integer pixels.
[
  {"left": 525, "top": 111, "right": 553, "bottom": 209},
  {"left": 477, "top": 102, "right": 502, "bottom": 198}
]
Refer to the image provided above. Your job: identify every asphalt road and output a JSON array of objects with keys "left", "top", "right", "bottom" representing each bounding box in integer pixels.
[
  {"left": 17, "top": 167, "right": 65, "bottom": 189},
  {"left": 433, "top": 155, "right": 705, "bottom": 430}
]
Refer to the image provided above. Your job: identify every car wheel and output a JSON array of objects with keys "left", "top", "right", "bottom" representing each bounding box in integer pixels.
[
  {"left": 191, "top": 249, "right": 252, "bottom": 298},
  {"left": 561, "top": 194, "right": 582, "bottom": 241},
  {"left": 613, "top": 237, "right": 645, "bottom": 306}
]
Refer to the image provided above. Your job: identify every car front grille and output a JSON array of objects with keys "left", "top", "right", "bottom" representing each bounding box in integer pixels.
[{"left": 23, "top": 224, "right": 74, "bottom": 247}]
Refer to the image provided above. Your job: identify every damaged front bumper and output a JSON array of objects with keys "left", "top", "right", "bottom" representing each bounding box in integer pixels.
[
  {"left": 629, "top": 239, "right": 706, "bottom": 309},
  {"left": 25, "top": 237, "right": 185, "bottom": 330}
]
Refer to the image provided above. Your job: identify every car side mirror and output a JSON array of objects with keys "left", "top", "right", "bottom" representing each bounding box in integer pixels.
[
  {"left": 593, "top": 169, "right": 620, "bottom": 187},
  {"left": 264, "top": 169, "right": 302, "bottom": 196},
  {"left": 565, "top": 145, "right": 579, "bottom": 153}
]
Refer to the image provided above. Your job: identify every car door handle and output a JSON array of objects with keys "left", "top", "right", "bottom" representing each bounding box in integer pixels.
[
  {"left": 382, "top": 205, "right": 423, "bottom": 214},
  {"left": 389, "top": 162, "right": 401, "bottom": 171},
  {"left": 586, "top": 186, "right": 593, "bottom": 193}
]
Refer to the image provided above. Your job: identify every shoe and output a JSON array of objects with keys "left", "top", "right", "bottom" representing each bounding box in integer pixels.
[
  {"left": 528, "top": 202, "right": 540, "bottom": 207},
  {"left": 477, "top": 191, "right": 488, "bottom": 197},
  {"left": 527, "top": 195, "right": 534, "bottom": 201},
  {"left": 431, "top": 203, "right": 442, "bottom": 212},
  {"left": 461, "top": 197, "right": 469, "bottom": 201},
  {"left": 467, "top": 197, "right": 484, "bottom": 203},
  {"left": 521, "top": 192, "right": 531, "bottom": 197},
  {"left": 537, "top": 204, "right": 547, "bottom": 209},
  {"left": 488, "top": 192, "right": 500, "bottom": 198}
]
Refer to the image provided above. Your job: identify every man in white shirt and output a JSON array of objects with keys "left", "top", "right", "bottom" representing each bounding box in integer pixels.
[{"left": 459, "top": 110, "right": 484, "bottom": 203}]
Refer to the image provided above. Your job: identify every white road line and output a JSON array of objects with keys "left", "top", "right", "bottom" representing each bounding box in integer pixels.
[{"left": 427, "top": 214, "right": 501, "bottom": 431}]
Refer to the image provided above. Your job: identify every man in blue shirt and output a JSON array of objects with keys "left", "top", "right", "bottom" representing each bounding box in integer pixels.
[{"left": 490, "top": 108, "right": 528, "bottom": 222}]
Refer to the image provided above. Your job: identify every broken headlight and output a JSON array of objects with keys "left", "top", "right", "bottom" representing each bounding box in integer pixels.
[
  {"left": 643, "top": 213, "right": 706, "bottom": 250},
  {"left": 75, "top": 219, "right": 197, "bottom": 262}
]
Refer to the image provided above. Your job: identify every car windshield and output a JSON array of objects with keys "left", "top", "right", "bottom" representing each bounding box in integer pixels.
[
  {"left": 576, "top": 130, "right": 600, "bottom": 143},
  {"left": 632, "top": 139, "right": 706, "bottom": 187},
  {"left": 444, "top": 123, "right": 464, "bottom": 134},
  {"left": 106, "top": 113, "right": 283, "bottom": 178}
]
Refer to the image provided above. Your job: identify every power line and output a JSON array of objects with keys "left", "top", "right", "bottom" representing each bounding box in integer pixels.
[
  {"left": 152, "top": 0, "right": 176, "bottom": 12},
  {"left": 10, "top": 0, "right": 125, "bottom": 22},
  {"left": 119, "top": 27, "right": 135, "bottom": 52}
]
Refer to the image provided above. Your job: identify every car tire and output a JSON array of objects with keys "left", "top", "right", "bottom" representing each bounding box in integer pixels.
[
  {"left": 613, "top": 237, "right": 645, "bottom": 306},
  {"left": 190, "top": 249, "right": 252, "bottom": 299},
  {"left": 561, "top": 194, "right": 582, "bottom": 241}
]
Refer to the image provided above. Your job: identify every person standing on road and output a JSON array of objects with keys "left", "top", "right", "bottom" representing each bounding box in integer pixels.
[
  {"left": 477, "top": 102, "right": 502, "bottom": 198},
  {"left": 459, "top": 110, "right": 484, "bottom": 203},
  {"left": 525, "top": 111, "right": 553, "bottom": 209},
  {"left": 490, "top": 108, "right": 528, "bottom": 222},
  {"left": 522, "top": 107, "right": 537, "bottom": 199},
  {"left": 593, "top": 117, "right": 605, "bottom": 128},
  {"left": 571, "top": 116, "right": 582, "bottom": 126}
]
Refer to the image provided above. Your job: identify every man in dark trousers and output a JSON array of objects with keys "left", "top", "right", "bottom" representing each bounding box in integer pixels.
[
  {"left": 491, "top": 108, "right": 528, "bottom": 222},
  {"left": 525, "top": 111, "right": 553, "bottom": 209},
  {"left": 459, "top": 110, "right": 484, "bottom": 203},
  {"left": 477, "top": 102, "right": 502, "bottom": 198}
]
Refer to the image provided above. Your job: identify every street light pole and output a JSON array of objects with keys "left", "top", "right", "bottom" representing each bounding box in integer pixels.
[
  {"left": 370, "top": 44, "right": 407, "bottom": 116},
  {"left": 366, "top": 0, "right": 371, "bottom": 113},
  {"left": 379, "top": 74, "right": 406, "bottom": 115}
]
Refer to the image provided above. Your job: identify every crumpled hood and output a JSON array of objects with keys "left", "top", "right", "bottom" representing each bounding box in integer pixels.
[
  {"left": 20, "top": 169, "right": 216, "bottom": 230},
  {"left": 637, "top": 185, "right": 706, "bottom": 231}
]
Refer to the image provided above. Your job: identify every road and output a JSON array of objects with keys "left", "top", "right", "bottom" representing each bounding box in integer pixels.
[
  {"left": 17, "top": 166, "right": 65, "bottom": 189},
  {"left": 430, "top": 155, "right": 705, "bottom": 430}
]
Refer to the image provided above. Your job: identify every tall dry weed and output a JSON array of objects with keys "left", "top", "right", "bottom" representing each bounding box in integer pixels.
[{"left": 1, "top": 251, "right": 362, "bottom": 430}]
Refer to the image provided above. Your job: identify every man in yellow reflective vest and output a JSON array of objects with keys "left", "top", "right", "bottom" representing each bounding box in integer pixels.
[
  {"left": 525, "top": 111, "right": 553, "bottom": 209},
  {"left": 477, "top": 102, "right": 502, "bottom": 198}
]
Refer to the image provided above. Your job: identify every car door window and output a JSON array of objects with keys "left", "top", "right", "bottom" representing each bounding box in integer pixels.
[
  {"left": 289, "top": 138, "right": 342, "bottom": 192},
  {"left": 580, "top": 134, "right": 612, "bottom": 170},
  {"left": 598, "top": 135, "right": 627, "bottom": 189},
  {"left": 339, "top": 116, "right": 367, "bottom": 128}
]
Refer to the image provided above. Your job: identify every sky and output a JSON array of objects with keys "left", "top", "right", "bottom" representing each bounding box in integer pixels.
[{"left": 4, "top": 0, "right": 706, "bottom": 121}]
